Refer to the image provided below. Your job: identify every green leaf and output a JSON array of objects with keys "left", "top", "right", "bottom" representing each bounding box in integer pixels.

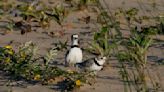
[{"left": 44, "top": 48, "right": 58, "bottom": 65}]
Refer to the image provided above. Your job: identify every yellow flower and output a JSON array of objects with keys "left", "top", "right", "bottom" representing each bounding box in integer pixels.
[
  {"left": 48, "top": 79, "right": 56, "bottom": 84},
  {"left": 7, "top": 50, "right": 14, "bottom": 55},
  {"left": 41, "top": 11, "right": 44, "bottom": 15},
  {"left": 20, "top": 52, "right": 26, "bottom": 59},
  {"left": 4, "top": 45, "right": 14, "bottom": 55},
  {"left": 4, "top": 45, "right": 12, "bottom": 49},
  {"left": 34, "top": 74, "right": 41, "bottom": 80},
  {"left": 4, "top": 57, "right": 10, "bottom": 63},
  {"left": 42, "top": 21, "right": 48, "bottom": 26},
  {"left": 75, "top": 80, "right": 81, "bottom": 86},
  {"left": 28, "top": 6, "right": 33, "bottom": 11}
]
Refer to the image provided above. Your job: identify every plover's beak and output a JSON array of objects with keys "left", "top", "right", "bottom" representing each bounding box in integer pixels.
[{"left": 103, "top": 57, "right": 107, "bottom": 60}]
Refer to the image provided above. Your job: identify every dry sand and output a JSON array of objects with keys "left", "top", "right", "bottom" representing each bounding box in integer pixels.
[{"left": 0, "top": 0, "right": 164, "bottom": 92}]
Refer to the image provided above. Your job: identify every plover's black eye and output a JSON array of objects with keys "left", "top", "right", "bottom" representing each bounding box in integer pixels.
[{"left": 100, "top": 57, "right": 103, "bottom": 59}]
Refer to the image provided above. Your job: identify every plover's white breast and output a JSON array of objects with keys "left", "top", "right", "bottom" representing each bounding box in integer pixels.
[
  {"left": 66, "top": 47, "right": 83, "bottom": 64},
  {"left": 89, "top": 63, "right": 103, "bottom": 71},
  {"left": 65, "top": 34, "right": 83, "bottom": 66}
]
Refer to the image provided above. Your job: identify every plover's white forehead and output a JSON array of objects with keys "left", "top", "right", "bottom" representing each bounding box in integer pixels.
[{"left": 72, "top": 34, "right": 78, "bottom": 38}]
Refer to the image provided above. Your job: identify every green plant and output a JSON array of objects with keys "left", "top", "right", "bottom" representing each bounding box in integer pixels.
[
  {"left": 60, "top": 70, "right": 88, "bottom": 91},
  {"left": 117, "top": 27, "right": 162, "bottom": 92},
  {"left": 86, "top": 26, "right": 117, "bottom": 60},
  {"left": 96, "top": 0, "right": 122, "bottom": 37},
  {"left": 158, "top": 15, "right": 164, "bottom": 34},
  {"left": 0, "top": 41, "right": 38, "bottom": 78},
  {"left": 18, "top": 3, "right": 37, "bottom": 22},
  {"left": 6, "top": 21, "right": 15, "bottom": 32},
  {"left": 46, "top": 4, "right": 68, "bottom": 27},
  {"left": 0, "top": 41, "right": 89, "bottom": 91},
  {"left": 44, "top": 48, "right": 58, "bottom": 65},
  {"left": 53, "top": 40, "right": 68, "bottom": 51},
  {"left": 17, "top": 1, "right": 50, "bottom": 29},
  {"left": 38, "top": 11, "right": 50, "bottom": 28},
  {"left": 0, "top": 0, "right": 14, "bottom": 12}
]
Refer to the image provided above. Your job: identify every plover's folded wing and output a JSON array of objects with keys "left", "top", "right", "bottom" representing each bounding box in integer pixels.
[
  {"left": 65, "top": 49, "right": 70, "bottom": 58},
  {"left": 78, "top": 58, "right": 94, "bottom": 68},
  {"left": 65, "top": 49, "right": 70, "bottom": 66}
]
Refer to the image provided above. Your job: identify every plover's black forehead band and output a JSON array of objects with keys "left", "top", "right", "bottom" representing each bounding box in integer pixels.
[{"left": 94, "top": 58, "right": 103, "bottom": 66}]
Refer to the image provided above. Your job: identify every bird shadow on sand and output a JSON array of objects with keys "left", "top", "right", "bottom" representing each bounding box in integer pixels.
[
  {"left": 147, "top": 56, "right": 164, "bottom": 65},
  {"left": 50, "top": 59, "right": 66, "bottom": 67},
  {"left": 50, "top": 79, "right": 74, "bottom": 92},
  {"left": 0, "top": 70, "right": 39, "bottom": 88}
]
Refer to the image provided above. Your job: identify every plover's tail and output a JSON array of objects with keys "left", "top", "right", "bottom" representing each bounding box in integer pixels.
[
  {"left": 76, "top": 62, "right": 89, "bottom": 73},
  {"left": 75, "top": 63, "right": 82, "bottom": 69}
]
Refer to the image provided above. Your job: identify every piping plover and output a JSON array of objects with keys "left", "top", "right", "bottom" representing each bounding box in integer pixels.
[
  {"left": 78, "top": 56, "right": 106, "bottom": 73},
  {"left": 65, "top": 34, "right": 83, "bottom": 67}
]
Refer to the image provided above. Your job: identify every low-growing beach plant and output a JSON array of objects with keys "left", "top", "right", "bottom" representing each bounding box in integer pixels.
[
  {"left": 44, "top": 48, "right": 58, "bottom": 65},
  {"left": 0, "top": 0, "right": 14, "bottom": 13},
  {"left": 114, "top": 4, "right": 164, "bottom": 91},
  {"left": 118, "top": 27, "right": 162, "bottom": 92},
  {"left": 157, "top": 15, "right": 164, "bottom": 34},
  {"left": 52, "top": 40, "right": 68, "bottom": 51},
  {"left": 85, "top": 0, "right": 122, "bottom": 64},
  {"left": 17, "top": 1, "right": 51, "bottom": 28},
  {"left": 0, "top": 0, "right": 163, "bottom": 92},
  {"left": 87, "top": 26, "right": 117, "bottom": 59},
  {"left": 46, "top": 4, "right": 68, "bottom": 28},
  {"left": 0, "top": 41, "right": 38, "bottom": 79},
  {"left": 0, "top": 41, "right": 88, "bottom": 91},
  {"left": 0, "top": 18, "right": 15, "bottom": 34},
  {"left": 18, "top": 2, "right": 37, "bottom": 22},
  {"left": 96, "top": 0, "right": 122, "bottom": 37},
  {"left": 65, "top": 0, "right": 96, "bottom": 10}
]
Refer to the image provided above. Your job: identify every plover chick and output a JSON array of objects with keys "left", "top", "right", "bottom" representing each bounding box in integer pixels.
[
  {"left": 65, "top": 34, "right": 83, "bottom": 67},
  {"left": 78, "top": 56, "right": 106, "bottom": 73}
]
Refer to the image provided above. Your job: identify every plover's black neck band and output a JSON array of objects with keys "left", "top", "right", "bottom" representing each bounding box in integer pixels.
[
  {"left": 71, "top": 45, "right": 79, "bottom": 48},
  {"left": 94, "top": 58, "right": 102, "bottom": 66}
]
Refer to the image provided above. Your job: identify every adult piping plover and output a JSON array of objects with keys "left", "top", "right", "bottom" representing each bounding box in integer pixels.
[
  {"left": 65, "top": 34, "right": 83, "bottom": 67},
  {"left": 78, "top": 56, "right": 106, "bottom": 73}
]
